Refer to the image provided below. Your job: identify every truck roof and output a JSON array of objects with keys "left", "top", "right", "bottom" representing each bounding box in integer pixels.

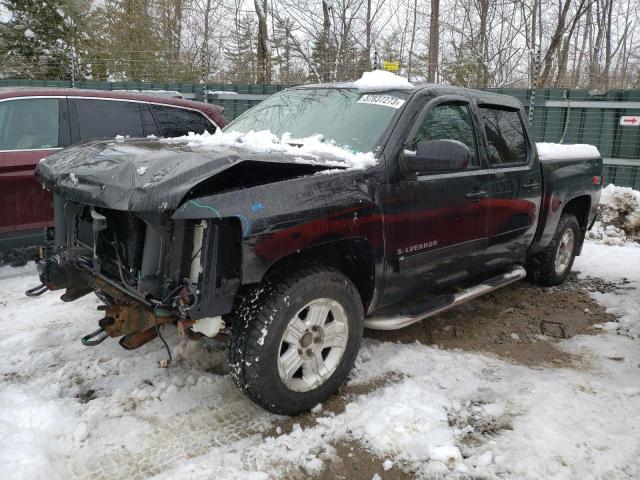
[{"left": 294, "top": 82, "right": 524, "bottom": 110}]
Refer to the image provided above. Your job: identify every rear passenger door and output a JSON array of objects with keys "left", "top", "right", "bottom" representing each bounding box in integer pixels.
[
  {"left": 69, "top": 98, "right": 145, "bottom": 144},
  {"left": 479, "top": 105, "right": 542, "bottom": 262}
]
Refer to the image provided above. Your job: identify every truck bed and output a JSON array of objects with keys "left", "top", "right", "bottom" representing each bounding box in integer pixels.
[{"left": 531, "top": 143, "right": 603, "bottom": 255}]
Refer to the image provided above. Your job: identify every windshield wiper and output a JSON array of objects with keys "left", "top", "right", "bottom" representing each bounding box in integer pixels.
[{"left": 286, "top": 135, "right": 325, "bottom": 148}]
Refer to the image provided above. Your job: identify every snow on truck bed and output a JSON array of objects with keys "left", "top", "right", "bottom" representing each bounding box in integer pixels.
[{"left": 536, "top": 142, "right": 601, "bottom": 161}]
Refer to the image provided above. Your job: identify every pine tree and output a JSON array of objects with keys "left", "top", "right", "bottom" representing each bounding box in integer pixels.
[
  {"left": 224, "top": 14, "right": 256, "bottom": 83},
  {"left": 271, "top": 17, "right": 306, "bottom": 85},
  {"left": 0, "top": 0, "right": 81, "bottom": 80}
]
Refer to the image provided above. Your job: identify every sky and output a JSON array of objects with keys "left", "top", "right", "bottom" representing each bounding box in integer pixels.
[{"left": 0, "top": 2, "right": 10, "bottom": 24}]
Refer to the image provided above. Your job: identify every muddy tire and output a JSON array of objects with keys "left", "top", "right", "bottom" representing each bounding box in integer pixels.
[
  {"left": 227, "top": 263, "right": 364, "bottom": 415},
  {"left": 527, "top": 213, "right": 580, "bottom": 286}
]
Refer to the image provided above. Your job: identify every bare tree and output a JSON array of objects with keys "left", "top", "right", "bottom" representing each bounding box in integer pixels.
[
  {"left": 255, "top": 0, "right": 270, "bottom": 83},
  {"left": 427, "top": 0, "right": 439, "bottom": 82}
]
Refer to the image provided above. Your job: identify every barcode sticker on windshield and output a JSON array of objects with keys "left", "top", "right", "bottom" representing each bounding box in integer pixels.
[{"left": 357, "top": 94, "right": 405, "bottom": 109}]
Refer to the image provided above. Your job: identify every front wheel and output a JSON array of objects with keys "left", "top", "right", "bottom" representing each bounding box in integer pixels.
[
  {"left": 527, "top": 213, "right": 580, "bottom": 286},
  {"left": 227, "top": 263, "right": 364, "bottom": 415}
]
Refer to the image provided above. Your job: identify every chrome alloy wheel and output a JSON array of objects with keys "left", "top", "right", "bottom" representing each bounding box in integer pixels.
[
  {"left": 554, "top": 228, "right": 575, "bottom": 275},
  {"left": 277, "top": 298, "right": 349, "bottom": 392}
]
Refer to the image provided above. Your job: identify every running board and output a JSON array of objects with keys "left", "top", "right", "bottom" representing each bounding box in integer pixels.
[{"left": 365, "top": 265, "right": 527, "bottom": 330}]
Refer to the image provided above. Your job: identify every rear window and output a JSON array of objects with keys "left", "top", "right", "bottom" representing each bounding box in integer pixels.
[
  {"left": 0, "top": 98, "right": 60, "bottom": 150},
  {"left": 71, "top": 99, "right": 144, "bottom": 142},
  {"left": 480, "top": 107, "right": 528, "bottom": 165},
  {"left": 150, "top": 105, "right": 215, "bottom": 137}
]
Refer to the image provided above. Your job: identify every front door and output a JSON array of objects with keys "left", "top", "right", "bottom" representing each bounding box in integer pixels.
[
  {"left": 381, "top": 98, "right": 491, "bottom": 306},
  {"left": 0, "top": 97, "right": 68, "bottom": 237}
]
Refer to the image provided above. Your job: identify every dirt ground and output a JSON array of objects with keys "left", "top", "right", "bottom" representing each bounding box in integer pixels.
[{"left": 267, "top": 272, "right": 618, "bottom": 479}]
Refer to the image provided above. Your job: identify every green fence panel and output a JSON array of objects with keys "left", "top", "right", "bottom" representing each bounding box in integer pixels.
[{"left": 2, "top": 79, "right": 639, "bottom": 188}]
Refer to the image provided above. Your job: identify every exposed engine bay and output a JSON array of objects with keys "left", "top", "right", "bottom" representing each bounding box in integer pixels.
[{"left": 33, "top": 194, "right": 243, "bottom": 355}]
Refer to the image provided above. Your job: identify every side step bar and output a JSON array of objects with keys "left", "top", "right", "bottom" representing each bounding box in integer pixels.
[{"left": 365, "top": 265, "right": 527, "bottom": 330}]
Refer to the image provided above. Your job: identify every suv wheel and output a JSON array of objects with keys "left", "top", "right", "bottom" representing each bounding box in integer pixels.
[
  {"left": 527, "top": 213, "right": 580, "bottom": 286},
  {"left": 227, "top": 263, "right": 364, "bottom": 415}
]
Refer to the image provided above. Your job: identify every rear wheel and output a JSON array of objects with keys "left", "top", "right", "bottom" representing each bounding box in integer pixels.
[
  {"left": 527, "top": 213, "right": 580, "bottom": 286},
  {"left": 227, "top": 263, "right": 364, "bottom": 415}
]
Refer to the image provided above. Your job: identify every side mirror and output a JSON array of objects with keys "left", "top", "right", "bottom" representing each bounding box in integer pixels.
[{"left": 400, "top": 139, "right": 471, "bottom": 176}]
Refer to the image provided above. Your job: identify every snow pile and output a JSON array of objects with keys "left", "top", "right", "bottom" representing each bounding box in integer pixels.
[
  {"left": 574, "top": 242, "right": 640, "bottom": 338},
  {"left": 162, "top": 130, "right": 377, "bottom": 170},
  {"left": 587, "top": 223, "right": 628, "bottom": 245},
  {"left": 587, "top": 184, "right": 640, "bottom": 244},
  {"left": 536, "top": 142, "right": 601, "bottom": 161},
  {"left": 352, "top": 70, "right": 414, "bottom": 91}
]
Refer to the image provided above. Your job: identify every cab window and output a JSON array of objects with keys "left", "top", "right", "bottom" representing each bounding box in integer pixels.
[
  {"left": 480, "top": 107, "right": 528, "bottom": 165},
  {"left": 151, "top": 105, "right": 216, "bottom": 137},
  {"left": 408, "top": 103, "right": 478, "bottom": 167},
  {"left": 0, "top": 98, "right": 60, "bottom": 150}
]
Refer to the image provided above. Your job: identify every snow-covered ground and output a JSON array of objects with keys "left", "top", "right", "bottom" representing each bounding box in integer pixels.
[
  {"left": 1, "top": 185, "right": 638, "bottom": 480},
  {"left": 1, "top": 241, "right": 638, "bottom": 480}
]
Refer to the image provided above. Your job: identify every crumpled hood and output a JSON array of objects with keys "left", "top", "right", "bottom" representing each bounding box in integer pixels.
[{"left": 35, "top": 138, "right": 344, "bottom": 212}]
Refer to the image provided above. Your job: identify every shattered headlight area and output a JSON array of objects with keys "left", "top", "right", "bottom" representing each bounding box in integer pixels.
[{"left": 32, "top": 196, "right": 243, "bottom": 354}]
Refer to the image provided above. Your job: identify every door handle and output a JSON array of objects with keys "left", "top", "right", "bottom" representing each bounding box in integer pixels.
[
  {"left": 465, "top": 190, "right": 488, "bottom": 201},
  {"left": 523, "top": 180, "right": 540, "bottom": 191}
]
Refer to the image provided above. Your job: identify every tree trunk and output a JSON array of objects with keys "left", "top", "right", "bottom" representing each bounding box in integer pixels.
[
  {"left": 555, "top": 1, "right": 587, "bottom": 87},
  {"left": 538, "top": 0, "right": 572, "bottom": 87},
  {"left": 255, "top": 0, "right": 270, "bottom": 84},
  {"left": 407, "top": 0, "right": 418, "bottom": 81},
  {"left": 365, "top": 0, "right": 372, "bottom": 71},
  {"left": 602, "top": 0, "right": 613, "bottom": 89},
  {"left": 427, "top": 0, "right": 439, "bottom": 82},
  {"left": 476, "top": 0, "right": 489, "bottom": 87},
  {"left": 321, "top": 0, "right": 332, "bottom": 81}
]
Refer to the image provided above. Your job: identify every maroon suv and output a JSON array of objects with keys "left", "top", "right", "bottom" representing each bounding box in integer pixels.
[{"left": 0, "top": 88, "right": 227, "bottom": 250}]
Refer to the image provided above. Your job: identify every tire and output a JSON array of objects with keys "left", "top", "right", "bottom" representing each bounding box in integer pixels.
[
  {"left": 227, "top": 262, "right": 364, "bottom": 415},
  {"left": 527, "top": 213, "right": 580, "bottom": 286}
]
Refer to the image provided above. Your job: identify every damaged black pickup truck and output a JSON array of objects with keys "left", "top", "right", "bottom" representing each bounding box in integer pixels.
[{"left": 30, "top": 83, "right": 602, "bottom": 414}]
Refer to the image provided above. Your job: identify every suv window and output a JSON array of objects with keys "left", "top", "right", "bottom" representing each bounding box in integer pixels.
[
  {"left": 71, "top": 99, "right": 144, "bottom": 142},
  {"left": 409, "top": 103, "right": 478, "bottom": 167},
  {"left": 0, "top": 98, "right": 60, "bottom": 150},
  {"left": 151, "top": 105, "right": 215, "bottom": 137},
  {"left": 480, "top": 107, "right": 528, "bottom": 165}
]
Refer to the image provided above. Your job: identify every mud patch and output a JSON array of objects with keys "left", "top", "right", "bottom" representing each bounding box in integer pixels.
[
  {"left": 319, "top": 442, "right": 414, "bottom": 480},
  {"left": 365, "top": 274, "right": 617, "bottom": 367}
]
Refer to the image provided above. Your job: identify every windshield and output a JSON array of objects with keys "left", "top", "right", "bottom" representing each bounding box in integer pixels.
[{"left": 225, "top": 88, "right": 409, "bottom": 154}]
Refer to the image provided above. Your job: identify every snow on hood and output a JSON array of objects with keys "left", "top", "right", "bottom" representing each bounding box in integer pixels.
[
  {"left": 162, "top": 130, "right": 377, "bottom": 170},
  {"left": 352, "top": 70, "right": 414, "bottom": 91},
  {"left": 536, "top": 142, "right": 601, "bottom": 161},
  {"left": 35, "top": 135, "right": 352, "bottom": 212}
]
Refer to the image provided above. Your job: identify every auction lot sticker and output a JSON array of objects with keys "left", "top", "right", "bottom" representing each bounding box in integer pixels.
[{"left": 358, "top": 94, "right": 406, "bottom": 109}]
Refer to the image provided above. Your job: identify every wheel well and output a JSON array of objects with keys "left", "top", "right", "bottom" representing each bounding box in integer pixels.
[
  {"left": 562, "top": 195, "right": 591, "bottom": 231},
  {"left": 263, "top": 239, "right": 376, "bottom": 311}
]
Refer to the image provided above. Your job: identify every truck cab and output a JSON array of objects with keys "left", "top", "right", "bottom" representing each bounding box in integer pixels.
[{"left": 30, "top": 78, "right": 602, "bottom": 415}]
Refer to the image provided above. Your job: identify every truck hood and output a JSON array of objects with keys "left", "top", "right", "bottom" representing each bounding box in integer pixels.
[{"left": 35, "top": 138, "right": 345, "bottom": 212}]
